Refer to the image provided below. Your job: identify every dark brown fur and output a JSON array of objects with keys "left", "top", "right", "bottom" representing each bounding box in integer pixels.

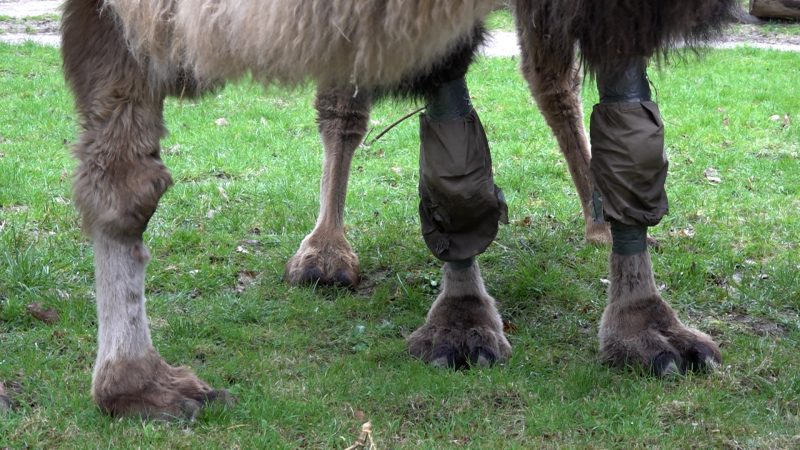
[
  {"left": 599, "top": 252, "right": 721, "bottom": 375},
  {"left": 515, "top": 0, "right": 737, "bottom": 75},
  {"left": 407, "top": 264, "right": 510, "bottom": 369}
]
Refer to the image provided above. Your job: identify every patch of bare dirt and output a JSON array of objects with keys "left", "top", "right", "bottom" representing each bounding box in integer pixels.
[
  {"left": 724, "top": 313, "right": 789, "bottom": 336},
  {"left": 0, "top": 17, "right": 57, "bottom": 35},
  {"left": 724, "top": 23, "right": 800, "bottom": 46}
]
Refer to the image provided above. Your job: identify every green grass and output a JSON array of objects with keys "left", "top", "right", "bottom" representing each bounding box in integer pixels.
[
  {"left": 1, "top": 43, "right": 799, "bottom": 448},
  {"left": 485, "top": 8, "right": 515, "bottom": 32}
]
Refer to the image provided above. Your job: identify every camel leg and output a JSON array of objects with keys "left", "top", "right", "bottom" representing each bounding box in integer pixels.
[
  {"left": 590, "top": 59, "right": 721, "bottom": 375},
  {"left": 62, "top": 0, "right": 229, "bottom": 418},
  {"left": 284, "top": 87, "right": 372, "bottom": 287},
  {"left": 407, "top": 76, "right": 511, "bottom": 368},
  {"left": 514, "top": 6, "right": 611, "bottom": 245}
]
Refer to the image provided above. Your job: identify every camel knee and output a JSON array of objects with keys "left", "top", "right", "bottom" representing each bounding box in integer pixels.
[{"left": 73, "top": 153, "right": 172, "bottom": 239}]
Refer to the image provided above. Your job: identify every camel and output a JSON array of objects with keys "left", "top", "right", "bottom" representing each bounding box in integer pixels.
[{"left": 60, "top": 0, "right": 734, "bottom": 418}]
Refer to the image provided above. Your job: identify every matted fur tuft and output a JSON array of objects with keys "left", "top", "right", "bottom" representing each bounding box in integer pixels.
[
  {"left": 515, "top": 0, "right": 738, "bottom": 75},
  {"left": 105, "top": 0, "right": 497, "bottom": 90}
]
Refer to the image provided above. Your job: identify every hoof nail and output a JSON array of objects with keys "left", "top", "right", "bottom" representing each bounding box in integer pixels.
[
  {"left": 205, "top": 389, "right": 235, "bottom": 406},
  {"left": 333, "top": 270, "right": 356, "bottom": 287},
  {"left": 298, "top": 267, "right": 324, "bottom": 284},
  {"left": 652, "top": 351, "right": 682, "bottom": 377}
]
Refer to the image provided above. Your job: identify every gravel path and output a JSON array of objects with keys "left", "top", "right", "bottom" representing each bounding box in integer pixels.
[{"left": 2, "top": 1, "right": 799, "bottom": 53}]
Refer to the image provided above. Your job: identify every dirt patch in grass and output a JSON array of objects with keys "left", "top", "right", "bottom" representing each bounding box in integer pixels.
[
  {"left": 0, "top": 16, "right": 57, "bottom": 35},
  {"left": 725, "top": 23, "right": 800, "bottom": 45},
  {"left": 724, "top": 313, "right": 789, "bottom": 336}
]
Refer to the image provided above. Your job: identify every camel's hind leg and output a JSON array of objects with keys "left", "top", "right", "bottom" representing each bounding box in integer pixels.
[
  {"left": 284, "top": 87, "right": 372, "bottom": 287},
  {"left": 514, "top": 8, "right": 611, "bottom": 245},
  {"left": 62, "top": 0, "right": 229, "bottom": 419}
]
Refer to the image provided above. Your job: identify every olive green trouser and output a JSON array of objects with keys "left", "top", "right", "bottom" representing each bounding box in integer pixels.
[
  {"left": 418, "top": 109, "right": 507, "bottom": 261},
  {"left": 590, "top": 101, "right": 669, "bottom": 228}
]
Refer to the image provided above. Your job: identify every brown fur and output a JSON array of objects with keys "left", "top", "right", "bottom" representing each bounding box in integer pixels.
[
  {"left": 514, "top": 4, "right": 611, "bottom": 244},
  {"left": 284, "top": 87, "right": 372, "bottom": 286},
  {"left": 407, "top": 263, "right": 510, "bottom": 368},
  {"left": 599, "top": 251, "right": 721, "bottom": 374},
  {"left": 93, "top": 349, "right": 230, "bottom": 419},
  {"left": 63, "top": 0, "right": 173, "bottom": 238},
  {"left": 515, "top": 0, "right": 737, "bottom": 75}
]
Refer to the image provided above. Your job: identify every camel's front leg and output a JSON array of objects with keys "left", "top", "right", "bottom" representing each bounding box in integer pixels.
[
  {"left": 284, "top": 87, "right": 372, "bottom": 287},
  {"left": 407, "top": 76, "right": 511, "bottom": 368},
  {"left": 62, "top": 0, "right": 229, "bottom": 419},
  {"left": 591, "top": 59, "right": 721, "bottom": 375}
]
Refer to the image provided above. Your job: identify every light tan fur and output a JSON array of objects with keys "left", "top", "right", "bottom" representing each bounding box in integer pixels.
[
  {"left": 107, "top": 0, "right": 498, "bottom": 89},
  {"left": 284, "top": 87, "right": 371, "bottom": 285}
]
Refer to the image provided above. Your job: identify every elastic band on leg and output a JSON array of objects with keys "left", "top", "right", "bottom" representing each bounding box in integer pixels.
[
  {"left": 447, "top": 257, "right": 475, "bottom": 271},
  {"left": 610, "top": 221, "right": 647, "bottom": 255}
]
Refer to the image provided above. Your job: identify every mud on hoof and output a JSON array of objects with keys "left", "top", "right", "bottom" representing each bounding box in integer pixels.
[
  {"left": 599, "top": 294, "right": 722, "bottom": 377},
  {"left": 284, "top": 233, "right": 359, "bottom": 287},
  {"left": 93, "top": 351, "right": 233, "bottom": 420}
]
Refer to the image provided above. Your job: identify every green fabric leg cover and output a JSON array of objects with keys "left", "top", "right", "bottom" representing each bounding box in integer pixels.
[
  {"left": 419, "top": 109, "right": 508, "bottom": 261},
  {"left": 589, "top": 101, "right": 669, "bottom": 227}
]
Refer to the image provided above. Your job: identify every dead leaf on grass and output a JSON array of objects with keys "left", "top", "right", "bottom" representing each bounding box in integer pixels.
[
  {"left": 344, "top": 421, "right": 376, "bottom": 450},
  {"left": 704, "top": 167, "right": 721, "bottom": 184},
  {"left": 215, "top": 117, "right": 229, "bottom": 127},
  {"left": 26, "top": 303, "right": 59, "bottom": 324},
  {"left": 669, "top": 225, "right": 695, "bottom": 238},
  {"left": 515, "top": 216, "right": 532, "bottom": 228}
]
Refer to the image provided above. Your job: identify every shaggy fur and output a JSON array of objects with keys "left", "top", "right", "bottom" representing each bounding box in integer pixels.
[
  {"left": 407, "top": 262, "right": 511, "bottom": 369},
  {"left": 106, "top": 0, "right": 497, "bottom": 90},
  {"left": 599, "top": 251, "right": 721, "bottom": 375},
  {"left": 515, "top": 0, "right": 737, "bottom": 75}
]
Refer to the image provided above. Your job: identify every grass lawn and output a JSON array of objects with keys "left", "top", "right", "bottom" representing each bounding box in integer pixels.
[{"left": 0, "top": 43, "right": 798, "bottom": 448}]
